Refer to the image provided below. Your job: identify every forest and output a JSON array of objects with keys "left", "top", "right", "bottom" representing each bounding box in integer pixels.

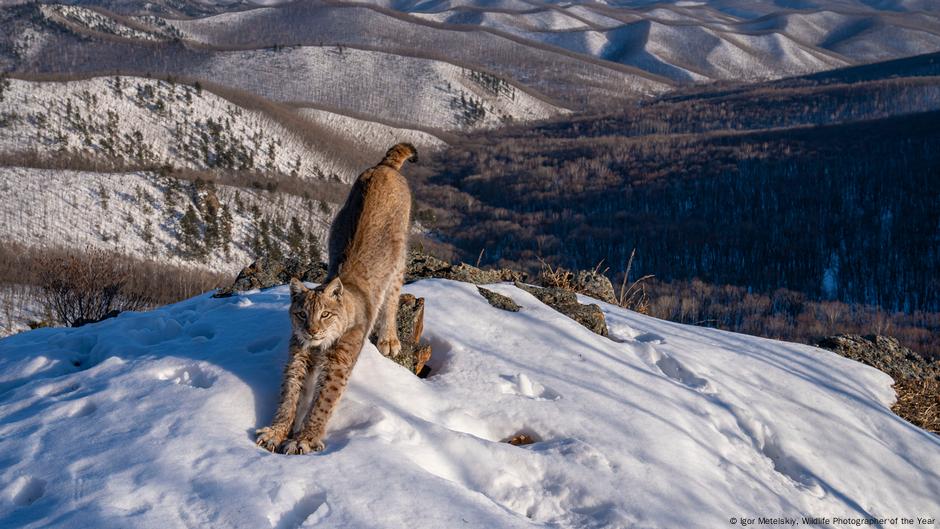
[{"left": 412, "top": 61, "right": 940, "bottom": 357}]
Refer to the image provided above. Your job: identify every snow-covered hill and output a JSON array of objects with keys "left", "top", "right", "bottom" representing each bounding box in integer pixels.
[
  {"left": 0, "top": 74, "right": 445, "bottom": 279},
  {"left": 0, "top": 166, "right": 332, "bottom": 273},
  {"left": 0, "top": 76, "right": 357, "bottom": 181},
  {"left": 1, "top": 279, "right": 937, "bottom": 528},
  {"left": 173, "top": 46, "right": 564, "bottom": 130}
]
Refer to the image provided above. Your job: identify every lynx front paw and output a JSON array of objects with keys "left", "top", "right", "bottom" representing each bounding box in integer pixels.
[
  {"left": 279, "top": 438, "right": 326, "bottom": 455},
  {"left": 255, "top": 426, "right": 288, "bottom": 452},
  {"left": 377, "top": 336, "right": 402, "bottom": 358}
]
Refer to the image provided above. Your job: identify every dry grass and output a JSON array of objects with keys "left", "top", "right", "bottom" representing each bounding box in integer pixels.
[
  {"left": 617, "top": 249, "right": 653, "bottom": 315},
  {"left": 536, "top": 258, "right": 574, "bottom": 291},
  {"left": 892, "top": 377, "right": 940, "bottom": 435}
]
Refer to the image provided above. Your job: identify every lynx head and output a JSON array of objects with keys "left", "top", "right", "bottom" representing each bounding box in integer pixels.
[{"left": 289, "top": 277, "right": 348, "bottom": 348}]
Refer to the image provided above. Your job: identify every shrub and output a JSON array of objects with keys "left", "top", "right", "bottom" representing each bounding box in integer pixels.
[{"left": 37, "top": 248, "right": 151, "bottom": 327}]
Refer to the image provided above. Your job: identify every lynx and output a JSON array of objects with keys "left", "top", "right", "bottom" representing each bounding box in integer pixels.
[{"left": 255, "top": 143, "right": 417, "bottom": 455}]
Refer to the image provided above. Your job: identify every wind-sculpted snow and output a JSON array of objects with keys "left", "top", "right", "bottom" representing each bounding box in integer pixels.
[{"left": 1, "top": 280, "right": 937, "bottom": 528}]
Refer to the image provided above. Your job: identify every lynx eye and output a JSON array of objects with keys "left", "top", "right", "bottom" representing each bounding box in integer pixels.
[
  {"left": 295, "top": 310, "right": 307, "bottom": 320},
  {"left": 320, "top": 311, "right": 331, "bottom": 319}
]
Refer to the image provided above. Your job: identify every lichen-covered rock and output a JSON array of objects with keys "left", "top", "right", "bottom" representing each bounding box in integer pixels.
[
  {"left": 819, "top": 335, "right": 940, "bottom": 434},
  {"left": 573, "top": 270, "right": 617, "bottom": 304},
  {"left": 536, "top": 265, "right": 617, "bottom": 305},
  {"left": 406, "top": 250, "right": 527, "bottom": 285},
  {"left": 477, "top": 287, "right": 520, "bottom": 312},
  {"left": 214, "top": 257, "right": 327, "bottom": 297},
  {"left": 817, "top": 334, "right": 939, "bottom": 381},
  {"left": 371, "top": 294, "right": 430, "bottom": 374},
  {"left": 514, "top": 282, "right": 608, "bottom": 337}
]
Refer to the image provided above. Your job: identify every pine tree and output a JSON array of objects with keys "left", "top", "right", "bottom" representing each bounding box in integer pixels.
[
  {"left": 219, "top": 204, "right": 234, "bottom": 256},
  {"left": 179, "top": 205, "right": 204, "bottom": 258},
  {"left": 202, "top": 189, "right": 221, "bottom": 252},
  {"left": 307, "top": 230, "right": 322, "bottom": 263},
  {"left": 287, "top": 216, "right": 305, "bottom": 260}
]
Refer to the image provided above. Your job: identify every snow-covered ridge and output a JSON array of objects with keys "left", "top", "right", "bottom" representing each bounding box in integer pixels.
[
  {"left": 0, "top": 280, "right": 936, "bottom": 528},
  {"left": 0, "top": 77, "right": 353, "bottom": 182},
  {"left": 38, "top": 5, "right": 175, "bottom": 42},
  {"left": 0, "top": 166, "right": 332, "bottom": 274},
  {"left": 294, "top": 1, "right": 939, "bottom": 83},
  {"left": 147, "top": 45, "right": 567, "bottom": 130},
  {"left": 295, "top": 107, "right": 445, "bottom": 154}
]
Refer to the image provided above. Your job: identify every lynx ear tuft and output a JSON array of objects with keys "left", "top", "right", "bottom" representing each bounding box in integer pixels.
[
  {"left": 289, "top": 277, "right": 307, "bottom": 295},
  {"left": 403, "top": 143, "right": 418, "bottom": 164},
  {"left": 326, "top": 277, "right": 344, "bottom": 299}
]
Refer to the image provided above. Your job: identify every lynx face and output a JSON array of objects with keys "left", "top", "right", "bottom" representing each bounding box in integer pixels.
[{"left": 290, "top": 278, "right": 348, "bottom": 348}]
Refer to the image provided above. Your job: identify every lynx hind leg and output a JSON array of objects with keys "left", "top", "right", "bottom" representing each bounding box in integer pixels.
[{"left": 377, "top": 281, "right": 402, "bottom": 358}]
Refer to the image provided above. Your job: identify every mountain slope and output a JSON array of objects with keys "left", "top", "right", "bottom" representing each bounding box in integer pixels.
[{"left": 1, "top": 279, "right": 937, "bottom": 528}]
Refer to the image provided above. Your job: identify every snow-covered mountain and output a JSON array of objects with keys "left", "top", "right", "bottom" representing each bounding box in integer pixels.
[
  {"left": 1, "top": 279, "right": 937, "bottom": 528},
  {"left": 8, "top": 0, "right": 940, "bottom": 113}
]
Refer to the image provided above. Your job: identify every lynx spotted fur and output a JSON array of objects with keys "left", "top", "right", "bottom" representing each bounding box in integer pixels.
[{"left": 255, "top": 143, "right": 417, "bottom": 454}]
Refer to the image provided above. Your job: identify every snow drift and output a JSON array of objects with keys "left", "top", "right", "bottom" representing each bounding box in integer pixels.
[{"left": 0, "top": 279, "right": 937, "bottom": 528}]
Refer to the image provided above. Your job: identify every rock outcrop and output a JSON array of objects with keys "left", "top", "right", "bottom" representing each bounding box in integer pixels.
[
  {"left": 406, "top": 251, "right": 527, "bottom": 285},
  {"left": 213, "top": 257, "right": 327, "bottom": 297},
  {"left": 477, "top": 287, "right": 521, "bottom": 312},
  {"left": 514, "top": 282, "right": 608, "bottom": 337},
  {"left": 817, "top": 334, "right": 938, "bottom": 381},
  {"left": 572, "top": 270, "right": 617, "bottom": 305},
  {"left": 371, "top": 293, "right": 432, "bottom": 376},
  {"left": 819, "top": 334, "right": 939, "bottom": 434}
]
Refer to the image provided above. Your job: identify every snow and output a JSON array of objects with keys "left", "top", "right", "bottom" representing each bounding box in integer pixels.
[
  {"left": 0, "top": 284, "right": 44, "bottom": 338},
  {"left": 0, "top": 166, "right": 332, "bottom": 274},
  {"left": 294, "top": 107, "right": 444, "bottom": 155},
  {"left": 172, "top": 46, "right": 564, "bottom": 131},
  {"left": 0, "top": 77, "right": 353, "bottom": 180},
  {"left": 38, "top": 5, "right": 169, "bottom": 42},
  {"left": 1, "top": 279, "right": 937, "bottom": 528}
]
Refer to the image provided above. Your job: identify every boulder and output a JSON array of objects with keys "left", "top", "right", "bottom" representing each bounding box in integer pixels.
[
  {"left": 514, "top": 282, "right": 608, "bottom": 337},
  {"left": 819, "top": 334, "right": 940, "bottom": 434},
  {"left": 817, "top": 334, "right": 938, "bottom": 381},
  {"left": 371, "top": 294, "right": 431, "bottom": 375},
  {"left": 573, "top": 270, "right": 617, "bottom": 304},
  {"left": 536, "top": 266, "right": 617, "bottom": 304},
  {"left": 477, "top": 287, "right": 520, "bottom": 312},
  {"left": 406, "top": 250, "right": 527, "bottom": 285},
  {"left": 214, "top": 257, "right": 327, "bottom": 297}
]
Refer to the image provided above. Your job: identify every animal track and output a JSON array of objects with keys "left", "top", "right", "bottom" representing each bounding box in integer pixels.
[
  {"left": 655, "top": 354, "right": 709, "bottom": 391},
  {"left": 246, "top": 336, "right": 281, "bottom": 354},
  {"left": 9, "top": 476, "right": 46, "bottom": 506},
  {"left": 38, "top": 382, "right": 80, "bottom": 398},
  {"left": 421, "top": 333, "right": 454, "bottom": 377},
  {"left": 186, "top": 323, "right": 215, "bottom": 341},
  {"left": 68, "top": 400, "right": 97, "bottom": 418},
  {"left": 499, "top": 373, "right": 561, "bottom": 401},
  {"left": 635, "top": 343, "right": 710, "bottom": 391},
  {"left": 634, "top": 332, "right": 665, "bottom": 344},
  {"left": 271, "top": 491, "right": 328, "bottom": 529},
  {"left": 531, "top": 437, "right": 615, "bottom": 474},
  {"left": 157, "top": 364, "right": 215, "bottom": 389},
  {"left": 636, "top": 340, "right": 821, "bottom": 495},
  {"left": 727, "top": 405, "right": 824, "bottom": 496}
]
